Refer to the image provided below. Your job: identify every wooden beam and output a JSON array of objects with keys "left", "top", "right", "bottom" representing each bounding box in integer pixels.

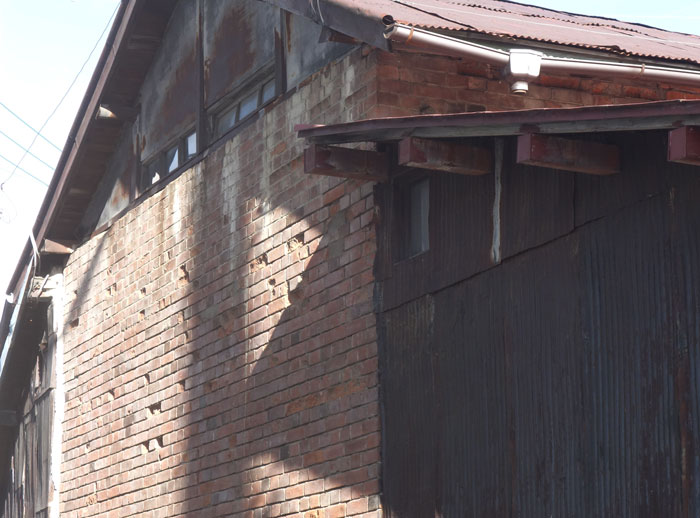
[
  {"left": 0, "top": 410, "right": 17, "bottom": 427},
  {"left": 668, "top": 126, "right": 700, "bottom": 166},
  {"left": 398, "top": 137, "right": 492, "bottom": 175},
  {"left": 304, "top": 144, "right": 389, "bottom": 182},
  {"left": 516, "top": 133, "right": 620, "bottom": 175},
  {"left": 41, "top": 239, "right": 74, "bottom": 255}
]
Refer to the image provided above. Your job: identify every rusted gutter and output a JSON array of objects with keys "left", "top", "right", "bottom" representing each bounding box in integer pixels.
[{"left": 383, "top": 20, "right": 700, "bottom": 93}]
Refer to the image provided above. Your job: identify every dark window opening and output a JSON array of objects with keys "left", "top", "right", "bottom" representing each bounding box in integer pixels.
[
  {"left": 138, "top": 129, "right": 197, "bottom": 197},
  {"left": 394, "top": 176, "right": 430, "bottom": 261}
]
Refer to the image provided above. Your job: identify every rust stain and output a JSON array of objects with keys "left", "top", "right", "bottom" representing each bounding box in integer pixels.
[
  {"left": 285, "top": 11, "right": 292, "bottom": 53},
  {"left": 676, "top": 349, "right": 692, "bottom": 518},
  {"left": 153, "top": 45, "right": 197, "bottom": 141},
  {"left": 206, "top": 4, "right": 255, "bottom": 105}
]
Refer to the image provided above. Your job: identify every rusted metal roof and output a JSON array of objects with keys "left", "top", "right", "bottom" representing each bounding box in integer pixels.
[
  {"left": 379, "top": 0, "right": 700, "bottom": 65},
  {"left": 272, "top": 0, "right": 700, "bottom": 66}
]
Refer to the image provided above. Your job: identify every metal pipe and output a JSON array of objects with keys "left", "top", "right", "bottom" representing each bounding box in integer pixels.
[
  {"left": 384, "top": 22, "right": 700, "bottom": 90},
  {"left": 542, "top": 56, "right": 700, "bottom": 85},
  {"left": 384, "top": 23, "right": 509, "bottom": 66}
]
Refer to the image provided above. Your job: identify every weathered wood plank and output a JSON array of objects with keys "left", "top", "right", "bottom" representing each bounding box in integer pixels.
[
  {"left": 304, "top": 144, "right": 388, "bottom": 182},
  {"left": 516, "top": 133, "right": 620, "bottom": 175},
  {"left": 397, "top": 137, "right": 492, "bottom": 175}
]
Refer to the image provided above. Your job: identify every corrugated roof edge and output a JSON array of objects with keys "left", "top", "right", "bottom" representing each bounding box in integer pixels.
[{"left": 296, "top": 99, "right": 700, "bottom": 143}]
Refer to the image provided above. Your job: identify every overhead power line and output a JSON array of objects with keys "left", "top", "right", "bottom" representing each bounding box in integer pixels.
[
  {"left": 0, "top": 102, "right": 62, "bottom": 152},
  {"left": 0, "top": 154, "right": 49, "bottom": 187},
  {"left": 0, "top": 1, "right": 119, "bottom": 187},
  {"left": 0, "top": 128, "right": 55, "bottom": 171}
]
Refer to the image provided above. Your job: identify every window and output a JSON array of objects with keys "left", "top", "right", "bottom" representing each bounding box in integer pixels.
[
  {"left": 138, "top": 130, "right": 197, "bottom": 196},
  {"left": 215, "top": 78, "right": 276, "bottom": 137},
  {"left": 394, "top": 176, "right": 430, "bottom": 261}
]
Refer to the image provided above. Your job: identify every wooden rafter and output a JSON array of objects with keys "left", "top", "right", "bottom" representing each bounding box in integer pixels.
[
  {"left": 398, "top": 137, "right": 492, "bottom": 175},
  {"left": 304, "top": 144, "right": 389, "bottom": 182},
  {"left": 516, "top": 133, "right": 620, "bottom": 175}
]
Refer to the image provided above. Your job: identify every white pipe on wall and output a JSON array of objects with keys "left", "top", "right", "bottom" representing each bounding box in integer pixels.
[{"left": 384, "top": 22, "right": 700, "bottom": 93}]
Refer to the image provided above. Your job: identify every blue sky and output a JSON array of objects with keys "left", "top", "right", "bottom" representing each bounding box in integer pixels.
[
  {"left": 524, "top": 0, "right": 700, "bottom": 34},
  {"left": 0, "top": 0, "right": 699, "bottom": 304},
  {"left": 0, "top": 0, "right": 119, "bottom": 301}
]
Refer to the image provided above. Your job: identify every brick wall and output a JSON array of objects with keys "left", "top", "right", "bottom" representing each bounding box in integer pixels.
[
  {"left": 59, "top": 41, "right": 700, "bottom": 518},
  {"left": 61, "top": 46, "right": 380, "bottom": 518},
  {"left": 373, "top": 50, "right": 700, "bottom": 117}
]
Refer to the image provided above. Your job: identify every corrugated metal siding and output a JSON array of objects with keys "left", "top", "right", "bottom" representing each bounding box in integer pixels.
[
  {"left": 501, "top": 140, "right": 574, "bottom": 259},
  {"left": 377, "top": 131, "right": 700, "bottom": 517},
  {"left": 378, "top": 168, "right": 494, "bottom": 310}
]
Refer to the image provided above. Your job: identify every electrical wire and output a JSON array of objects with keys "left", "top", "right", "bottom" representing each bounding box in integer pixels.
[
  {"left": 0, "top": 1, "right": 119, "bottom": 188},
  {"left": 0, "top": 102, "right": 62, "bottom": 152},
  {"left": 0, "top": 154, "right": 49, "bottom": 187},
  {"left": 0, "top": 129, "right": 55, "bottom": 171}
]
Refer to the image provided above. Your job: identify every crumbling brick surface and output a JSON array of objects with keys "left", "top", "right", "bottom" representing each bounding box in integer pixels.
[{"left": 61, "top": 47, "right": 381, "bottom": 518}]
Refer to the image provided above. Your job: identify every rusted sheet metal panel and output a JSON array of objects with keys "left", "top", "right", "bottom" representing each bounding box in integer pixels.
[
  {"left": 203, "top": 0, "right": 277, "bottom": 107},
  {"left": 80, "top": 122, "right": 136, "bottom": 234},
  {"left": 501, "top": 138, "right": 574, "bottom": 259},
  {"left": 139, "top": 0, "right": 197, "bottom": 162},
  {"left": 574, "top": 131, "right": 666, "bottom": 227},
  {"left": 517, "top": 133, "right": 620, "bottom": 175},
  {"left": 577, "top": 195, "right": 679, "bottom": 516},
  {"left": 284, "top": 11, "right": 353, "bottom": 90},
  {"left": 669, "top": 178, "right": 700, "bottom": 517},
  {"left": 380, "top": 295, "right": 443, "bottom": 517},
  {"left": 377, "top": 169, "right": 493, "bottom": 310},
  {"left": 323, "top": 0, "right": 700, "bottom": 65},
  {"left": 378, "top": 133, "right": 700, "bottom": 516}
]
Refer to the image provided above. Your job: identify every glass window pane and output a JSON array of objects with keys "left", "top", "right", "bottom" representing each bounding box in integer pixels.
[
  {"left": 217, "top": 104, "right": 238, "bottom": 136},
  {"left": 144, "top": 160, "right": 161, "bottom": 188},
  {"left": 186, "top": 131, "right": 196, "bottom": 158},
  {"left": 166, "top": 145, "right": 179, "bottom": 173},
  {"left": 262, "top": 80, "right": 275, "bottom": 103},
  {"left": 239, "top": 91, "right": 258, "bottom": 120}
]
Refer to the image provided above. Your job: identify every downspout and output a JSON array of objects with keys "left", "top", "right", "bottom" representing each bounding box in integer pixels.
[{"left": 383, "top": 21, "right": 700, "bottom": 93}]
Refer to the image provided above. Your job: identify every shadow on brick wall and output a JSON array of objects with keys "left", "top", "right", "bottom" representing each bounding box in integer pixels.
[{"left": 170, "top": 138, "right": 381, "bottom": 516}]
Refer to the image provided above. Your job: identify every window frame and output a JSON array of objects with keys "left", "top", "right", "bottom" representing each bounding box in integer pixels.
[
  {"left": 393, "top": 172, "right": 431, "bottom": 263},
  {"left": 136, "top": 128, "right": 198, "bottom": 198},
  {"left": 210, "top": 64, "right": 277, "bottom": 140}
]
